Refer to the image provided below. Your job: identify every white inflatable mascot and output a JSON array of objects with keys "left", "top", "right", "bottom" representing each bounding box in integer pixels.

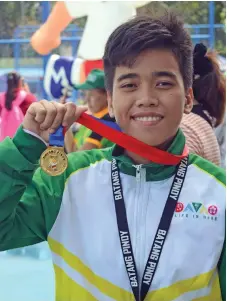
[{"left": 31, "top": 1, "right": 149, "bottom": 99}]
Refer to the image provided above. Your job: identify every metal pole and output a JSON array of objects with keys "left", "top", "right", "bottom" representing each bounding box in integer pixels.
[
  {"left": 209, "top": 1, "right": 215, "bottom": 49},
  {"left": 20, "top": 2, "right": 25, "bottom": 25},
  {"left": 41, "top": 1, "right": 51, "bottom": 99},
  {"left": 13, "top": 28, "right": 19, "bottom": 70}
]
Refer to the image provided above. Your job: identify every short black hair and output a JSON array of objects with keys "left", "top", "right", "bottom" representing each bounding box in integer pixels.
[{"left": 103, "top": 12, "right": 193, "bottom": 93}]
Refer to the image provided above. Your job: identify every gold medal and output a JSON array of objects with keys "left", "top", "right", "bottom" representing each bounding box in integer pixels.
[{"left": 40, "top": 146, "right": 68, "bottom": 176}]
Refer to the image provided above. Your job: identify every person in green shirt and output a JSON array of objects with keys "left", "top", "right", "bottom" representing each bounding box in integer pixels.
[
  {"left": 74, "top": 68, "right": 115, "bottom": 151},
  {"left": 0, "top": 11, "right": 225, "bottom": 301}
]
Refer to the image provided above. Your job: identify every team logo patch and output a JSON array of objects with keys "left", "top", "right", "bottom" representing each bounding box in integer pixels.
[{"left": 175, "top": 202, "right": 219, "bottom": 221}]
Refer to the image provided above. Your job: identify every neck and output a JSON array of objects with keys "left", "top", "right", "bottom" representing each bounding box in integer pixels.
[{"left": 125, "top": 135, "right": 175, "bottom": 165}]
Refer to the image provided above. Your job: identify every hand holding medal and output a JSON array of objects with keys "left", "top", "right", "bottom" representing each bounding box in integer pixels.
[
  {"left": 39, "top": 90, "right": 71, "bottom": 176},
  {"left": 40, "top": 88, "right": 74, "bottom": 176},
  {"left": 22, "top": 100, "right": 87, "bottom": 176}
]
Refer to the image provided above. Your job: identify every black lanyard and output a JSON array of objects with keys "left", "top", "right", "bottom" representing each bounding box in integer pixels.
[{"left": 111, "top": 156, "right": 188, "bottom": 301}]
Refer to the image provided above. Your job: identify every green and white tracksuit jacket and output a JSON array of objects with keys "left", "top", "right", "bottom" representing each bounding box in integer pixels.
[{"left": 0, "top": 126, "right": 225, "bottom": 301}]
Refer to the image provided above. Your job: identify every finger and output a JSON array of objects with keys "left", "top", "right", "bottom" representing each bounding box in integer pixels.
[
  {"left": 39, "top": 100, "right": 58, "bottom": 130},
  {"left": 27, "top": 102, "right": 47, "bottom": 124},
  {"left": 74, "top": 105, "right": 88, "bottom": 121},
  {"left": 61, "top": 88, "right": 68, "bottom": 104},
  {"left": 59, "top": 94, "right": 67, "bottom": 104},
  {"left": 62, "top": 102, "right": 78, "bottom": 127},
  {"left": 49, "top": 102, "right": 67, "bottom": 133}
]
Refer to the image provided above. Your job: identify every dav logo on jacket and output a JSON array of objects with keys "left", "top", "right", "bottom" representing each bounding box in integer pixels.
[{"left": 174, "top": 202, "right": 218, "bottom": 221}]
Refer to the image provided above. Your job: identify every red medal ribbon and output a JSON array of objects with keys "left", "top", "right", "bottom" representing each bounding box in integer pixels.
[{"left": 76, "top": 112, "right": 188, "bottom": 165}]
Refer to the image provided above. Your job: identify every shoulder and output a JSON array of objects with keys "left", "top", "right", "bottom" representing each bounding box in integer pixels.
[
  {"left": 24, "top": 93, "right": 37, "bottom": 104},
  {"left": 181, "top": 113, "right": 203, "bottom": 134},
  {"left": 181, "top": 113, "right": 215, "bottom": 138},
  {"left": 19, "top": 93, "right": 37, "bottom": 115},
  {"left": 188, "top": 153, "right": 225, "bottom": 188},
  {"left": 181, "top": 113, "right": 204, "bottom": 142}
]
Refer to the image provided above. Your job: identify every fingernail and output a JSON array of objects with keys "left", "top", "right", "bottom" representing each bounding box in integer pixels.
[{"left": 49, "top": 129, "right": 55, "bottom": 134}]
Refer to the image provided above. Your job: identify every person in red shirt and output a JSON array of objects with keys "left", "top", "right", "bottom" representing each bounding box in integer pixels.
[
  {"left": 0, "top": 71, "right": 37, "bottom": 116},
  {"left": 0, "top": 72, "right": 37, "bottom": 141}
]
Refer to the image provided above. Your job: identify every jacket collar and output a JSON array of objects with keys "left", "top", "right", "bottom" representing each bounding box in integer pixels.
[{"left": 111, "top": 129, "right": 186, "bottom": 181}]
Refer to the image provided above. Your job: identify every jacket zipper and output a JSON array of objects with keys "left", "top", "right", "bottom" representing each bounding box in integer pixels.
[
  {"left": 133, "top": 164, "right": 143, "bottom": 182},
  {"left": 132, "top": 164, "right": 146, "bottom": 296}
]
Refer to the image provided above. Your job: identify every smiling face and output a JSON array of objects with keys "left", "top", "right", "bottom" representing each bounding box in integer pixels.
[{"left": 108, "top": 49, "right": 193, "bottom": 148}]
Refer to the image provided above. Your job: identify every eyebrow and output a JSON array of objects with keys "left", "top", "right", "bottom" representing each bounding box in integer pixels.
[
  {"left": 152, "top": 71, "right": 177, "bottom": 79},
  {"left": 117, "top": 71, "right": 177, "bottom": 83},
  {"left": 117, "top": 73, "right": 138, "bottom": 82}
]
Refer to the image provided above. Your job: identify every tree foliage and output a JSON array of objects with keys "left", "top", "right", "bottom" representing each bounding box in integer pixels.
[
  {"left": 137, "top": 1, "right": 225, "bottom": 24},
  {"left": 137, "top": 1, "right": 226, "bottom": 54},
  {"left": 0, "top": 2, "right": 41, "bottom": 38}
]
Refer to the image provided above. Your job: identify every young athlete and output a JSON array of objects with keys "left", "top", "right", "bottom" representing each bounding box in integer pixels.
[{"left": 0, "top": 12, "right": 225, "bottom": 301}]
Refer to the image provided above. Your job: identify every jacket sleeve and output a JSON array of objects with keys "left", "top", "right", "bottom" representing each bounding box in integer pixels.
[{"left": 0, "top": 126, "right": 64, "bottom": 251}]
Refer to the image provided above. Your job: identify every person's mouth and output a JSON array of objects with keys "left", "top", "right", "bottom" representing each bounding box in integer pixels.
[{"left": 131, "top": 112, "right": 164, "bottom": 126}]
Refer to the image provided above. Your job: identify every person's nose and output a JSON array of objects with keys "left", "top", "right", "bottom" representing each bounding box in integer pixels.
[{"left": 135, "top": 84, "right": 159, "bottom": 107}]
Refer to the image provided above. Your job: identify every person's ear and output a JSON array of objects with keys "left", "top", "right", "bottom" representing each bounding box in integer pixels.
[
  {"left": 107, "top": 91, "right": 115, "bottom": 118},
  {"left": 184, "top": 87, "right": 194, "bottom": 114}
]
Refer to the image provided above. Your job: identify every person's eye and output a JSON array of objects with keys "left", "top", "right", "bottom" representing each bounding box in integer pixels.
[
  {"left": 120, "top": 83, "right": 137, "bottom": 89},
  {"left": 156, "top": 81, "right": 173, "bottom": 88}
]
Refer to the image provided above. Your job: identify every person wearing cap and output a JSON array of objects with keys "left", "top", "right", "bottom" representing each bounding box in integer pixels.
[{"left": 73, "top": 68, "right": 115, "bottom": 151}]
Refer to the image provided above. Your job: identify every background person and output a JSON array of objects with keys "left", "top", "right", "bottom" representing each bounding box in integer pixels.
[
  {"left": 0, "top": 72, "right": 37, "bottom": 141},
  {"left": 65, "top": 69, "right": 115, "bottom": 153},
  {"left": 181, "top": 43, "right": 226, "bottom": 166}
]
